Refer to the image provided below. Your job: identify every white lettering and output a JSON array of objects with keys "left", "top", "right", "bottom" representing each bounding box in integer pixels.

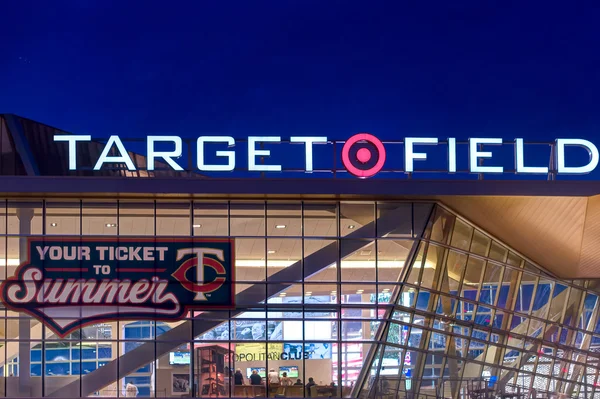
[
  {"left": 469, "top": 138, "right": 503, "bottom": 173},
  {"left": 556, "top": 138, "right": 599, "bottom": 175},
  {"left": 290, "top": 136, "right": 327, "bottom": 172},
  {"left": 404, "top": 137, "right": 438, "bottom": 173},
  {"left": 197, "top": 136, "right": 235, "bottom": 171},
  {"left": 515, "top": 138, "right": 548, "bottom": 174},
  {"left": 248, "top": 136, "right": 281, "bottom": 172},
  {"left": 54, "top": 135, "right": 92, "bottom": 170},
  {"left": 147, "top": 136, "right": 183, "bottom": 171},
  {"left": 36, "top": 246, "right": 49, "bottom": 260},
  {"left": 94, "top": 136, "right": 136, "bottom": 171},
  {"left": 448, "top": 137, "right": 456, "bottom": 173}
]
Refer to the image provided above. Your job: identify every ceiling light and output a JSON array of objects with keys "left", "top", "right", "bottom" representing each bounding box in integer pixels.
[
  {"left": 305, "top": 291, "right": 312, "bottom": 296},
  {"left": 356, "top": 290, "right": 364, "bottom": 294},
  {"left": 105, "top": 223, "right": 117, "bottom": 228},
  {"left": 267, "top": 250, "right": 276, "bottom": 254},
  {"left": 50, "top": 223, "right": 58, "bottom": 227},
  {"left": 348, "top": 225, "right": 355, "bottom": 229},
  {"left": 382, "top": 289, "right": 390, "bottom": 292},
  {"left": 193, "top": 224, "right": 202, "bottom": 228},
  {"left": 275, "top": 224, "right": 286, "bottom": 229},
  {"left": 279, "top": 293, "right": 286, "bottom": 297}
]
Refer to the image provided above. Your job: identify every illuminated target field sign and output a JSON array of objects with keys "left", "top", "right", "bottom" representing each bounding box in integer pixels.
[{"left": 54, "top": 133, "right": 600, "bottom": 178}]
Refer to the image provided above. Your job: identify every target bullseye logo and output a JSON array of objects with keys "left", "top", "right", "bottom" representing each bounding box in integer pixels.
[{"left": 342, "top": 133, "right": 386, "bottom": 178}]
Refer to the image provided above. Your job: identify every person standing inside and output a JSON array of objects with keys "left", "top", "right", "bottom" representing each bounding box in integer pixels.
[
  {"left": 234, "top": 369, "right": 244, "bottom": 385},
  {"left": 306, "top": 377, "right": 316, "bottom": 397},
  {"left": 125, "top": 382, "right": 139, "bottom": 397},
  {"left": 268, "top": 368, "right": 280, "bottom": 385},
  {"left": 280, "top": 372, "right": 292, "bottom": 387},
  {"left": 250, "top": 370, "right": 262, "bottom": 385}
]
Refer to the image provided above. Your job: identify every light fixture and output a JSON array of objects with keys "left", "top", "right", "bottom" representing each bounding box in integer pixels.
[
  {"left": 279, "top": 293, "right": 286, "bottom": 297},
  {"left": 382, "top": 289, "right": 390, "bottom": 292},
  {"left": 275, "top": 224, "right": 286, "bottom": 229},
  {"left": 305, "top": 291, "right": 312, "bottom": 296},
  {"left": 267, "top": 250, "right": 276, "bottom": 254},
  {"left": 193, "top": 224, "right": 202, "bottom": 228},
  {"left": 348, "top": 225, "right": 355, "bottom": 229},
  {"left": 105, "top": 223, "right": 117, "bottom": 228},
  {"left": 356, "top": 290, "right": 364, "bottom": 294},
  {"left": 50, "top": 223, "right": 58, "bottom": 227}
]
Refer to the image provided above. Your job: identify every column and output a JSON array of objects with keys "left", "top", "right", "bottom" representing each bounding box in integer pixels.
[{"left": 17, "top": 207, "right": 33, "bottom": 397}]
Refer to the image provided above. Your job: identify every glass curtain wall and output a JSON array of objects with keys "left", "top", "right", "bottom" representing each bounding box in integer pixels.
[
  {"left": 359, "top": 206, "right": 600, "bottom": 399},
  {"left": 1, "top": 200, "right": 599, "bottom": 398},
  {"left": 0, "top": 200, "right": 430, "bottom": 397}
]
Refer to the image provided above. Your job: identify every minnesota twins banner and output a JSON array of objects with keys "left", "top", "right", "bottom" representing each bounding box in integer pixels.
[{"left": 0, "top": 238, "right": 235, "bottom": 337}]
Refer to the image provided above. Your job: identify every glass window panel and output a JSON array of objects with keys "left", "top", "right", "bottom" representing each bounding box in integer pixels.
[
  {"left": 193, "top": 201, "right": 228, "bottom": 236},
  {"left": 235, "top": 238, "right": 265, "bottom": 282},
  {"left": 303, "top": 283, "right": 338, "bottom": 305},
  {"left": 0, "top": 235, "right": 7, "bottom": 281},
  {"left": 8, "top": 200, "right": 43, "bottom": 235},
  {"left": 266, "top": 202, "right": 301, "bottom": 236},
  {"left": 304, "top": 239, "right": 338, "bottom": 282},
  {"left": 376, "top": 202, "right": 412, "bottom": 238},
  {"left": 414, "top": 203, "right": 435, "bottom": 238},
  {"left": 377, "top": 239, "right": 411, "bottom": 283},
  {"left": 488, "top": 241, "right": 508, "bottom": 262},
  {"left": 341, "top": 239, "right": 375, "bottom": 282},
  {"left": 156, "top": 201, "right": 190, "bottom": 236},
  {"left": 340, "top": 201, "right": 374, "bottom": 238},
  {"left": 420, "top": 244, "right": 446, "bottom": 290},
  {"left": 406, "top": 242, "right": 426, "bottom": 287},
  {"left": 397, "top": 286, "right": 417, "bottom": 307},
  {"left": 377, "top": 284, "right": 397, "bottom": 304},
  {"left": 230, "top": 201, "right": 264, "bottom": 236},
  {"left": 303, "top": 202, "right": 337, "bottom": 237},
  {"left": 118, "top": 201, "right": 154, "bottom": 236},
  {"left": 507, "top": 251, "right": 524, "bottom": 267},
  {"left": 267, "top": 238, "right": 302, "bottom": 281},
  {"left": 430, "top": 207, "right": 454, "bottom": 244},
  {"left": 45, "top": 201, "right": 81, "bottom": 235},
  {"left": 341, "top": 284, "right": 376, "bottom": 304},
  {"left": 470, "top": 230, "right": 491, "bottom": 257},
  {"left": 462, "top": 257, "right": 485, "bottom": 297},
  {"left": 445, "top": 251, "right": 468, "bottom": 294},
  {"left": 450, "top": 218, "right": 473, "bottom": 251},
  {"left": 82, "top": 200, "right": 118, "bottom": 235}
]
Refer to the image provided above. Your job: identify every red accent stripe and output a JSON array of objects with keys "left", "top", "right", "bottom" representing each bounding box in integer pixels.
[
  {"left": 116, "top": 268, "right": 166, "bottom": 273},
  {"left": 45, "top": 268, "right": 89, "bottom": 272}
]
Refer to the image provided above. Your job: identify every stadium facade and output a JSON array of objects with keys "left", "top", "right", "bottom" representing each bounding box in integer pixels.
[{"left": 0, "top": 114, "right": 599, "bottom": 398}]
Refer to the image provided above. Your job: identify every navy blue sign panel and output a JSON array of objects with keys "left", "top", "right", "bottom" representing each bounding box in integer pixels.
[{"left": 0, "top": 238, "right": 235, "bottom": 337}]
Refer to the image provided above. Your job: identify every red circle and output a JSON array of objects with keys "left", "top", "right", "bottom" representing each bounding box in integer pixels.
[
  {"left": 356, "top": 148, "right": 371, "bottom": 163},
  {"left": 341, "top": 133, "right": 386, "bottom": 178}
]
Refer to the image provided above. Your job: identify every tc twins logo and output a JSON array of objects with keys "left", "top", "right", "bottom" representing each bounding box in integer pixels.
[{"left": 0, "top": 238, "right": 235, "bottom": 337}]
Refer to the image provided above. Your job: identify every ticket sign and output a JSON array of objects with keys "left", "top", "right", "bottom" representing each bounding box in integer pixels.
[{"left": 0, "top": 238, "right": 235, "bottom": 337}]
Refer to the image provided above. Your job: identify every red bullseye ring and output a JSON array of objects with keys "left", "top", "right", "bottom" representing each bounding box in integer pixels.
[{"left": 341, "top": 133, "right": 386, "bottom": 178}]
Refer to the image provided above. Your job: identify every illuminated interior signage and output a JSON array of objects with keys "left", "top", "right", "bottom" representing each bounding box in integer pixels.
[
  {"left": 0, "top": 238, "right": 235, "bottom": 337},
  {"left": 54, "top": 134, "right": 600, "bottom": 178}
]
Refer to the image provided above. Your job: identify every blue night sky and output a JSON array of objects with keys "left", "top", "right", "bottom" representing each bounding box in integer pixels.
[{"left": 0, "top": 1, "right": 599, "bottom": 178}]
